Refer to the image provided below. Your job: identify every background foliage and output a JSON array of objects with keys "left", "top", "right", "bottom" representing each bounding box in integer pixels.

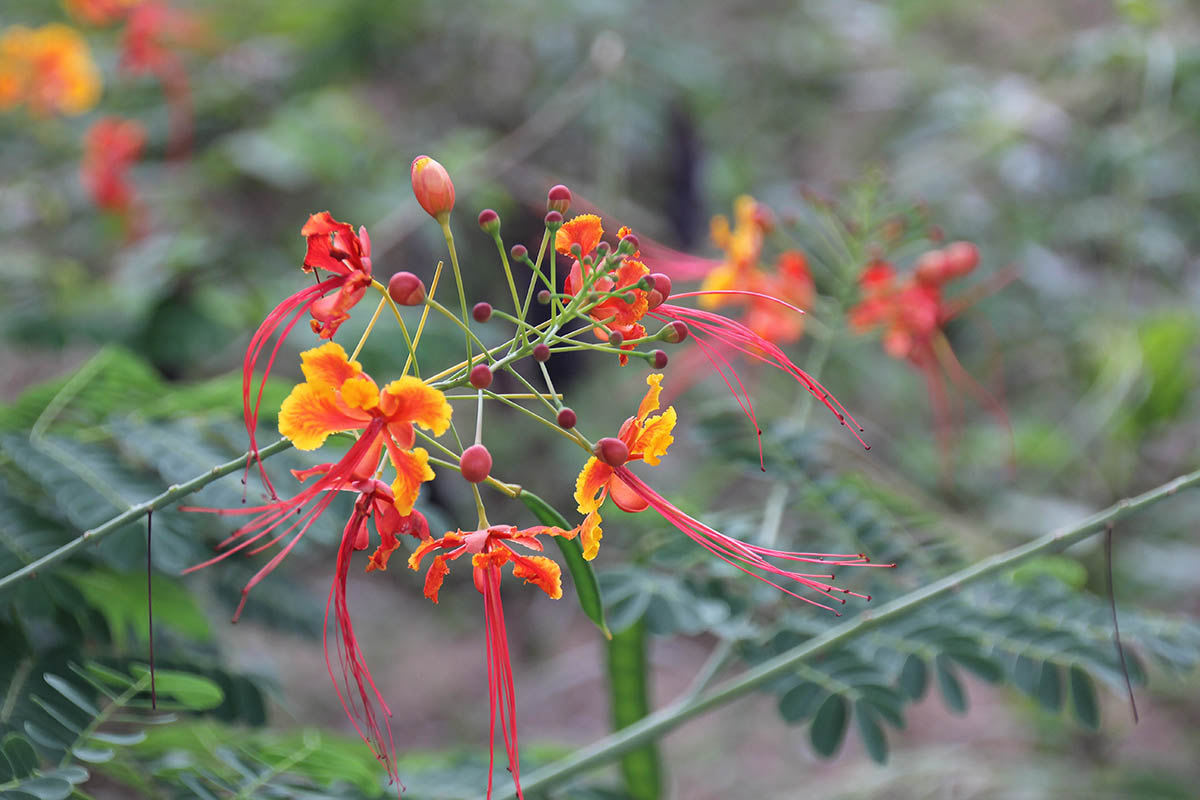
[{"left": 1, "top": 0, "right": 1199, "bottom": 798}]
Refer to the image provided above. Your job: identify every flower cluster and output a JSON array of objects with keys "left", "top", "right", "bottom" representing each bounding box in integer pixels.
[
  {"left": 189, "top": 161, "right": 885, "bottom": 798},
  {"left": 0, "top": 23, "right": 100, "bottom": 117}
]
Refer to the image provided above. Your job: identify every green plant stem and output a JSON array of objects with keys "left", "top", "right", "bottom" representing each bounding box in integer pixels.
[
  {"left": 496, "top": 466, "right": 1200, "bottom": 799},
  {"left": 439, "top": 221, "right": 474, "bottom": 368},
  {"left": 0, "top": 438, "right": 295, "bottom": 591}
]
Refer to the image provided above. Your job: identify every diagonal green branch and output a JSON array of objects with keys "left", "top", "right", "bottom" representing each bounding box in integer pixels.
[
  {"left": 499, "top": 466, "right": 1200, "bottom": 799},
  {"left": 0, "top": 438, "right": 294, "bottom": 592}
]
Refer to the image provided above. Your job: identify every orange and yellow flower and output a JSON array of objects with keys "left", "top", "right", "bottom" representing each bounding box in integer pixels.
[
  {"left": 557, "top": 215, "right": 651, "bottom": 364},
  {"left": 278, "top": 341, "right": 451, "bottom": 515},
  {"left": 0, "top": 24, "right": 101, "bottom": 117},
  {"left": 410, "top": 523, "right": 571, "bottom": 799},
  {"left": 573, "top": 373, "right": 676, "bottom": 559}
]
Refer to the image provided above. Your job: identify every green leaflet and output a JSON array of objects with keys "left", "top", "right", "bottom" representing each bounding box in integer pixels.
[
  {"left": 518, "top": 490, "right": 611, "bottom": 639},
  {"left": 607, "top": 618, "right": 662, "bottom": 800}
]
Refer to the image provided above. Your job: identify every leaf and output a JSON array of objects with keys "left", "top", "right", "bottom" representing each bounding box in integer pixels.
[
  {"left": 2, "top": 734, "right": 38, "bottom": 780},
  {"left": 809, "top": 693, "right": 848, "bottom": 758},
  {"left": 898, "top": 653, "right": 928, "bottom": 700},
  {"left": 71, "top": 744, "right": 115, "bottom": 763},
  {"left": 1036, "top": 661, "right": 1064, "bottom": 712},
  {"left": 62, "top": 569, "right": 211, "bottom": 648},
  {"left": 778, "top": 682, "right": 824, "bottom": 724},
  {"left": 946, "top": 651, "right": 1004, "bottom": 684},
  {"left": 1069, "top": 665, "right": 1100, "bottom": 729},
  {"left": 934, "top": 655, "right": 967, "bottom": 715},
  {"left": 606, "top": 619, "right": 661, "bottom": 800},
  {"left": 130, "top": 667, "right": 223, "bottom": 710},
  {"left": 7, "top": 776, "right": 73, "bottom": 800},
  {"left": 854, "top": 700, "right": 888, "bottom": 764},
  {"left": 519, "top": 490, "right": 611, "bottom": 638},
  {"left": 42, "top": 674, "right": 99, "bottom": 718}
]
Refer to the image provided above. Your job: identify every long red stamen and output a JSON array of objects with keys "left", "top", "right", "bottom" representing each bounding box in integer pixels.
[{"left": 481, "top": 565, "right": 523, "bottom": 799}]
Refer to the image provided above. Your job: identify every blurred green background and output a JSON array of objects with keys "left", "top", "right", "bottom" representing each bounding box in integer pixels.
[{"left": 1, "top": 0, "right": 1198, "bottom": 798}]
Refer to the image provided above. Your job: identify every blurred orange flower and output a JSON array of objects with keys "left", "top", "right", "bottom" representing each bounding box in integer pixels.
[{"left": 0, "top": 24, "right": 101, "bottom": 117}]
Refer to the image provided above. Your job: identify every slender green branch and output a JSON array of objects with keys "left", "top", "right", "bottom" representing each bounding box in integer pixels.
[
  {"left": 439, "top": 221, "right": 474, "bottom": 367},
  {"left": 497, "top": 466, "right": 1200, "bottom": 798},
  {"left": 0, "top": 438, "right": 295, "bottom": 591}
]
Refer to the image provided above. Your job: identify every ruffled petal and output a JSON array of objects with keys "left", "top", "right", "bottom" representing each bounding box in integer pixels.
[
  {"left": 422, "top": 554, "right": 451, "bottom": 602},
  {"left": 555, "top": 214, "right": 603, "bottom": 256},
  {"left": 302, "top": 211, "right": 356, "bottom": 274},
  {"left": 574, "top": 457, "right": 612, "bottom": 514},
  {"left": 509, "top": 553, "right": 563, "bottom": 599},
  {"left": 300, "top": 342, "right": 363, "bottom": 390},
  {"left": 340, "top": 376, "right": 380, "bottom": 412},
  {"left": 386, "top": 443, "right": 434, "bottom": 516},
  {"left": 278, "top": 382, "right": 369, "bottom": 450},
  {"left": 379, "top": 377, "right": 452, "bottom": 435},
  {"left": 637, "top": 373, "right": 665, "bottom": 422},
  {"left": 576, "top": 511, "right": 603, "bottom": 560},
  {"left": 633, "top": 407, "right": 676, "bottom": 466}
]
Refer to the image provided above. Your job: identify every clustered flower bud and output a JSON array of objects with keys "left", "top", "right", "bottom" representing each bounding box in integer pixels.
[
  {"left": 547, "top": 184, "right": 571, "bottom": 214},
  {"left": 478, "top": 208, "right": 500, "bottom": 234},
  {"left": 618, "top": 232, "right": 639, "bottom": 254},
  {"left": 387, "top": 271, "right": 426, "bottom": 306},
  {"left": 537, "top": 289, "right": 552, "bottom": 305},
  {"left": 459, "top": 443, "right": 492, "bottom": 483},
  {"left": 556, "top": 407, "right": 577, "bottom": 429},
  {"left": 646, "top": 273, "right": 671, "bottom": 310},
  {"left": 533, "top": 343, "right": 551, "bottom": 362},
  {"left": 651, "top": 349, "right": 669, "bottom": 369},
  {"left": 472, "top": 302, "right": 493, "bottom": 322},
  {"left": 411, "top": 156, "right": 455, "bottom": 222},
  {"left": 607, "top": 330, "right": 624, "bottom": 348},
  {"left": 510, "top": 244, "right": 528, "bottom": 261},
  {"left": 661, "top": 320, "right": 689, "bottom": 344},
  {"left": 914, "top": 241, "right": 979, "bottom": 286},
  {"left": 469, "top": 364, "right": 493, "bottom": 389},
  {"left": 544, "top": 210, "right": 563, "bottom": 227}
]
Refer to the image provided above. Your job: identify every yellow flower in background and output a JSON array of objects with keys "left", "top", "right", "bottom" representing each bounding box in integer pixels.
[{"left": 0, "top": 24, "right": 101, "bottom": 117}]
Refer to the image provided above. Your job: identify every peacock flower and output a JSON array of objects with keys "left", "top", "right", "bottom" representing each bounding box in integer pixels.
[
  {"left": 700, "top": 194, "right": 769, "bottom": 307},
  {"left": 242, "top": 212, "right": 375, "bottom": 495},
  {"left": 556, "top": 215, "right": 651, "bottom": 364},
  {"left": 81, "top": 116, "right": 146, "bottom": 238},
  {"left": 573, "top": 373, "right": 676, "bottom": 559},
  {"left": 0, "top": 24, "right": 101, "bottom": 117},
  {"left": 63, "top": 0, "right": 144, "bottom": 25},
  {"left": 572, "top": 373, "right": 885, "bottom": 611},
  {"left": 409, "top": 524, "right": 572, "bottom": 800}
]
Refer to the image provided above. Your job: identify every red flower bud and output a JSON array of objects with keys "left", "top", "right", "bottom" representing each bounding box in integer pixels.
[
  {"left": 594, "top": 436, "right": 629, "bottom": 467},
  {"left": 472, "top": 302, "right": 492, "bottom": 322},
  {"left": 469, "top": 364, "right": 493, "bottom": 389},
  {"left": 942, "top": 241, "right": 979, "bottom": 279},
  {"left": 510, "top": 244, "right": 528, "bottom": 261},
  {"left": 661, "top": 320, "right": 689, "bottom": 344},
  {"left": 646, "top": 272, "right": 672, "bottom": 310},
  {"left": 532, "top": 343, "right": 551, "bottom": 362},
  {"left": 411, "top": 155, "right": 455, "bottom": 222},
  {"left": 914, "top": 249, "right": 948, "bottom": 286},
  {"left": 547, "top": 184, "right": 572, "bottom": 214},
  {"left": 478, "top": 208, "right": 500, "bottom": 234},
  {"left": 387, "top": 271, "right": 426, "bottom": 305},
  {"left": 651, "top": 349, "right": 668, "bottom": 368},
  {"left": 618, "top": 232, "right": 640, "bottom": 254},
  {"left": 544, "top": 210, "right": 563, "bottom": 226},
  {"left": 556, "top": 407, "right": 577, "bottom": 429},
  {"left": 460, "top": 444, "right": 492, "bottom": 483},
  {"left": 537, "top": 289, "right": 552, "bottom": 305}
]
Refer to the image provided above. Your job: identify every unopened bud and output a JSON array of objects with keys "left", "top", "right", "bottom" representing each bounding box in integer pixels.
[
  {"left": 533, "top": 343, "right": 551, "bottom": 362},
  {"left": 387, "top": 271, "right": 426, "bottom": 305},
  {"left": 510, "top": 243, "right": 528, "bottom": 261},
  {"left": 537, "top": 289, "right": 552, "bottom": 305},
  {"left": 942, "top": 241, "right": 979, "bottom": 279},
  {"left": 547, "top": 184, "right": 572, "bottom": 214},
  {"left": 469, "top": 364, "right": 493, "bottom": 389},
  {"left": 914, "top": 250, "right": 948, "bottom": 286},
  {"left": 557, "top": 407, "right": 577, "bottom": 429},
  {"left": 596, "top": 241, "right": 611, "bottom": 257},
  {"left": 651, "top": 349, "right": 668, "bottom": 368},
  {"left": 545, "top": 210, "right": 563, "bottom": 227},
  {"left": 472, "top": 302, "right": 492, "bottom": 322},
  {"left": 478, "top": 208, "right": 500, "bottom": 234},
  {"left": 594, "top": 436, "right": 629, "bottom": 467},
  {"left": 460, "top": 444, "right": 492, "bottom": 483},
  {"left": 618, "top": 233, "right": 639, "bottom": 254},
  {"left": 661, "top": 320, "right": 689, "bottom": 344},
  {"left": 607, "top": 330, "right": 624, "bottom": 348},
  {"left": 646, "top": 273, "right": 672, "bottom": 310},
  {"left": 411, "top": 156, "right": 455, "bottom": 222}
]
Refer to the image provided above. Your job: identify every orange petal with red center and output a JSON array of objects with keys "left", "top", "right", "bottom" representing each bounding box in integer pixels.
[
  {"left": 365, "top": 529, "right": 399, "bottom": 573},
  {"left": 471, "top": 549, "right": 510, "bottom": 572},
  {"left": 340, "top": 376, "right": 380, "bottom": 412},
  {"left": 608, "top": 475, "right": 649, "bottom": 513},
  {"left": 278, "top": 382, "right": 370, "bottom": 450},
  {"left": 576, "top": 511, "right": 603, "bottom": 560},
  {"left": 300, "top": 342, "right": 363, "bottom": 390},
  {"left": 386, "top": 443, "right": 434, "bottom": 516},
  {"left": 423, "top": 554, "right": 451, "bottom": 602},
  {"left": 555, "top": 214, "right": 603, "bottom": 256},
  {"left": 632, "top": 406, "right": 675, "bottom": 466},
  {"left": 510, "top": 554, "right": 562, "bottom": 599},
  {"left": 379, "top": 377, "right": 452, "bottom": 435},
  {"left": 574, "top": 457, "right": 612, "bottom": 514}
]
